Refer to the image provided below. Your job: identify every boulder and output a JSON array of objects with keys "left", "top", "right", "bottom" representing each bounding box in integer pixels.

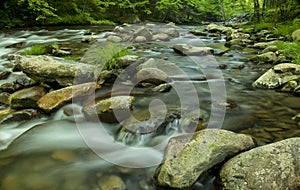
[
  {"left": 252, "top": 63, "right": 300, "bottom": 89},
  {"left": 225, "top": 39, "right": 252, "bottom": 47},
  {"left": 83, "top": 96, "right": 135, "bottom": 123},
  {"left": 38, "top": 82, "right": 100, "bottom": 112},
  {"left": 226, "top": 31, "right": 250, "bottom": 41},
  {"left": 12, "top": 55, "right": 96, "bottom": 86},
  {"left": 220, "top": 138, "right": 300, "bottom": 190},
  {"left": 134, "top": 26, "right": 152, "bottom": 41},
  {"left": 262, "top": 45, "right": 278, "bottom": 53},
  {"left": 136, "top": 68, "right": 169, "bottom": 85},
  {"left": 155, "top": 129, "right": 255, "bottom": 189},
  {"left": 134, "top": 36, "right": 147, "bottom": 43},
  {"left": 0, "top": 108, "right": 39, "bottom": 124},
  {"left": 164, "top": 28, "right": 180, "bottom": 38},
  {"left": 292, "top": 29, "right": 300, "bottom": 42},
  {"left": 0, "top": 71, "right": 11, "bottom": 80},
  {"left": 116, "top": 55, "right": 139, "bottom": 68},
  {"left": 97, "top": 175, "right": 126, "bottom": 190},
  {"left": 0, "top": 92, "right": 10, "bottom": 105},
  {"left": 252, "top": 41, "right": 277, "bottom": 49},
  {"left": 106, "top": 35, "right": 123, "bottom": 43},
  {"left": 8, "top": 87, "right": 46, "bottom": 109},
  {"left": 189, "top": 29, "right": 207, "bottom": 36},
  {"left": 116, "top": 108, "right": 181, "bottom": 145},
  {"left": 251, "top": 52, "right": 278, "bottom": 63},
  {"left": 152, "top": 33, "right": 171, "bottom": 41},
  {"left": 173, "top": 44, "right": 214, "bottom": 56},
  {"left": 205, "top": 24, "right": 233, "bottom": 33}
]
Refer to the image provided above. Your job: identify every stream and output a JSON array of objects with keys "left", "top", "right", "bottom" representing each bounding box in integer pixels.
[{"left": 0, "top": 24, "right": 299, "bottom": 190}]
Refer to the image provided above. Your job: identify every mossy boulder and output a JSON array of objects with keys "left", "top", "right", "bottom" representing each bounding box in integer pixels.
[
  {"left": 220, "top": 138, "right": 300, "bottom": 190},
  {"left": 83, "top": 96, "right": 135, "bottom": 123},
  {"left": 8, "top": 87, "right": 46, "bottom": 109},
  {"left": 292, "top": 29, "right": 300, "bottom": 42},
  {"left": 155, "top": 129, "right": 255, "bottom": 189}
]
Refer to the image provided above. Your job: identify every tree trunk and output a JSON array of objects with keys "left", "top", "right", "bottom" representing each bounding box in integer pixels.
[
  {"left": 220, "top": 0, "right": 225, "bottom": 22},
  {"left": 253, "top": 0, "right": 260, "bottom": 22}
]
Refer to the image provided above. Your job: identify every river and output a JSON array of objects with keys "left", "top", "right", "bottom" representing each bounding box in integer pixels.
[{"left": 0, "top": 24, "right": 299, "bottom": 190}]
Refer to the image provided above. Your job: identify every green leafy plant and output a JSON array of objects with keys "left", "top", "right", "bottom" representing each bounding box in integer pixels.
[
  {"left": 20, "top": 44, "right": 47, "bottom": 55},
  {"left": 103, "top": 49, "right": 130, "bottom": 70},
  {"left": 275, "top": 41, "right": 300, "bottom": 64}
]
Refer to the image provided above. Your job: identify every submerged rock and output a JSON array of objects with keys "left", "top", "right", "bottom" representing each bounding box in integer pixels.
[
  {"left": 12, "top": 55, "right": 96, "bottom": 86},
  {"left": 38, "top": 82, "right": 99, "bottom": 112},
  {"left": 83, "top": 96, "right": 135, "bottom": 123},
  {"left": 97, "top": 175, "right": 126, "bottom": 190},
  {"left": 8, "top": 87, "right": 46, "bottom": 109},
  {"left": 253, "top": 63, "right": 300, "bottom": 90},
  {"left": 155, "top": 129, "right": 255, "bottom": 189},
  {"left": 220, "top": 138, "right": 300, "bottom": 190},
  {"left": 173, "top": 44, "right": 214, "bottom": 56}
]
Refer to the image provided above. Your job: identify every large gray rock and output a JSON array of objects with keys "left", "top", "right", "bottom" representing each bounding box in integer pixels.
[
  {"left": 220, "top": 138, "right": 300, "bottom": 190},
  {"left": 155, "top": 129, "right": 255, "bottom": 189},
  {"left": 253, "top": 63, "right": 300, "bottom": 89},
  {"left": 292, "top": 29, "right": 300, "bottom": 42},
  {"left": 173, "top": 44, "right": 214, "bottom": 56},
  {"left": 136, "top": 68, "right": 169, "bottom": 85},
  {"left": 13, "top": 55, "right": 96, "bottom": 86}
]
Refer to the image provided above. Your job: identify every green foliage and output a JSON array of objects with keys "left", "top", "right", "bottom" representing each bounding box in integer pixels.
[
  {"left": 252, "top": 22, "right": 273, "bottom": 30},
  {"left": 275, "top": 41, "right": 300, "bottom": 64},
  {"left": 63, "top": 56, "right": 79, "bottom": 62},
  {"left": 103, "top": 49, "right": 131, "bottom": 70},
  {"left": 20, "top": 44, "right": 47, "bottom": 55}
]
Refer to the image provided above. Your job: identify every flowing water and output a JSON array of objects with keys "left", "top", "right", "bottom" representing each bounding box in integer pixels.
[{"left": 0, "top": 24, "right": 299, "bottom": 190}]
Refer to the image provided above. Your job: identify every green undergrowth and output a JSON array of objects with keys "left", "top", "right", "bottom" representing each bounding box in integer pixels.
[
  {"left": 275, "top": 41, "right": 300, "bottom": 64},
  {"left": 20, "top": 44, "right": 48, "bottom": 55},
  {"left": 241, "top": 18, "right": 300, "bottom": 37},
  {"left": 103, "top": 48, "right": 131, "bottom": 70}
]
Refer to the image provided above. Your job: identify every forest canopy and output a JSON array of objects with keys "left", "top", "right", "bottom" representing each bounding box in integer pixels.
[{"left": 0, "top": 0, "right": 299, "bottom": 28}]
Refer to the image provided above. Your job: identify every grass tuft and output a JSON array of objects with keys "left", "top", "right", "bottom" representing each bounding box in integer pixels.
[
  {"left": 275, "top": 41, "right": 300, "bottom": 64},
  {"left": 20, "top": 44, "right": 47, "bottom": 55}
]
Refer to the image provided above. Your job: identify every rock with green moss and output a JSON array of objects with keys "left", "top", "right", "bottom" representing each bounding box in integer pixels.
[
  {"left": 252, "top": 63, "right": 300, "bottom": 90},
  {"left": 220, "top": 138, "right": 300, "bottom": 190},
  {"left": 154, "top": 129, "right": 255, "bottom": 189},
  {"left": 205, "top": 24, "right": 233, "bottom": 34},
  {"left": 8, "top": 87, "right": 46, "bottom": 109},
  {"left": 12, "top": 55, "right": 96, "bottom": 86},
  {"left": 292, "top": 29, "right": 300, "bottom": 42},
  {"left": 251, "top": 52, "right": 278, "bottom": 63},
  {"left": 83, "top": 96, "right": 135, "bottom": 123}
]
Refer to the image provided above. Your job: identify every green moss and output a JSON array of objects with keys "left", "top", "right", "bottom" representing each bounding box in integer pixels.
[
  {"left": 20, "top": 45, "right": 47, "bottom": 55},
  {"left": 275, "top": 41, "right": 300, "bottom": 64}
]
